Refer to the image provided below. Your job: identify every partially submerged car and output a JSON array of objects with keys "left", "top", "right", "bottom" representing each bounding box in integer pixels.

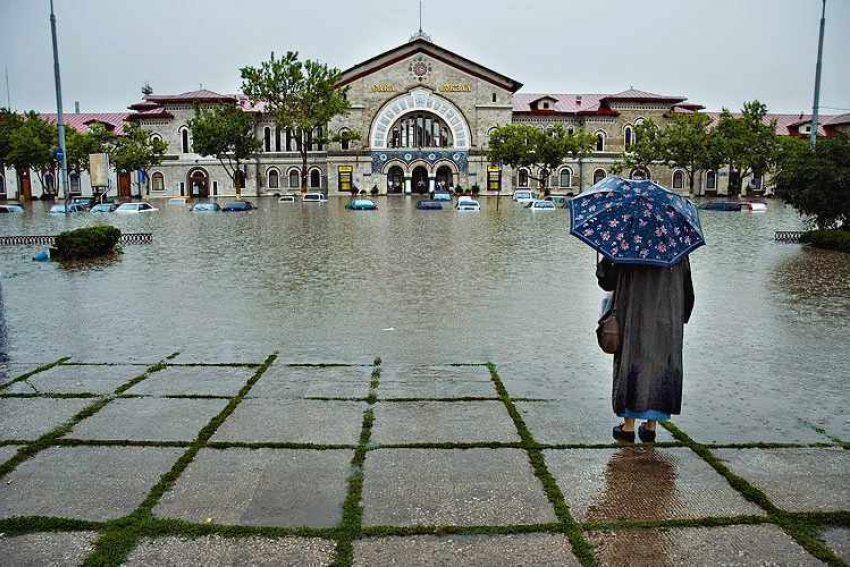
[
  {"left": 527, "top": 199, "right": 556, "bottom": 211},
  {"left": 0, "top": 203, "right": 25, "bottom": 213},
  {"left": 432, "top": 191, "right": 452, "bottom": 202},
  {"left": 90, "top": 203, "right": 118, "bottom": 213},
  {"left": 49, "top": 203, "right": 87, "bottom": 214},
  {"left": 221, "top": 200, "right": 255, "bottom": 212},
  {"left": 456, "top": 199, "right": 481, "bottom": 211},
  {"left": 345, "top": 199, "right": 377, "bottom": 211},
  {"left": 512, "top": 190, "right": 534, "bottom": 203},
  {"left": 278, "top": 194, "right": 297, "bottom": 203},
  {"left": 115, "top": 202, "right": 158, "bottom": 214},
  {"left": 416, "top": 200, "right": 443, "bottom": 210},
  {"left": 191, "top": 202, "right": 221, "bottom": 212},
  {"left": 302, "top": 193, "right": 328, "bottom": 203}
]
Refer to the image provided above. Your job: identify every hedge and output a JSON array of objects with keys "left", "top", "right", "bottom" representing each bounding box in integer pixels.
[
  {"left": 799, "top": 229, "right": 850, "bottom": 253},
  {"left": 53, "top": 225, "right": 122, "bottom": 259}
]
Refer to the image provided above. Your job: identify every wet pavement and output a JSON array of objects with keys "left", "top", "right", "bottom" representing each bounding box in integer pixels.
[{"left": 0, "top": 359, "right": 847, "bottom": 565}]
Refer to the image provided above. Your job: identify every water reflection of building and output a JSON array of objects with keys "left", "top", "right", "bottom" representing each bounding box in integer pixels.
[{"left": 4, "top": 32, "right": 850, "bottom": 201}]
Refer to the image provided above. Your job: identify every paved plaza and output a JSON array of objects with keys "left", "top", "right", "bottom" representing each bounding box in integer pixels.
[{"left": 0, "top": 357, "right": 847, "bottom": 566}]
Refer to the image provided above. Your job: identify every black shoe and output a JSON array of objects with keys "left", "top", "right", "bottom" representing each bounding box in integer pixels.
[
  {"left": 638, "top": 424, "right": 657, "bottom": 443},
  {"left": 612, "top": 424, "right": 635, "bottom": 443}
]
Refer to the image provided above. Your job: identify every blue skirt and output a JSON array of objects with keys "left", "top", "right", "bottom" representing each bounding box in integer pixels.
[{"left": 618, "top": 408, "right": 671, "bottom": 421}]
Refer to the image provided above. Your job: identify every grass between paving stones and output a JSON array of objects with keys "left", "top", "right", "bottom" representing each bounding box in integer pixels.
[
  {"left": 662, "top": 421, "right": 849, "bottom": 567},
  {"left": 0, "top": 360, "right": 171, "bottom": 481},
  {"left": 0, "top": 356, "right": 69, "bottom": 392},
  {"left": 330, "top": 358, "right": 381, "bottom": 567},
  {"left": 486, "top": 362, "right": 598, "bottom": 567},
  {"left": 359, "top": 522, "right": 564, "bottom": 538},
  {"left": 0, "top": 392, "right": 102, "bottom": 399},
  {"left": 80, "top": 353, "right": 278, "bottom": 567}
]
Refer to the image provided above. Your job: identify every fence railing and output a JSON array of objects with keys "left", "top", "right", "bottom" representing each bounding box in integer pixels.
[
  {"left": 0, "top": 233, "right": 152, "bottom": 246},
  {"left": 774, "top": 231, "right": 804, "bottom": 243}
]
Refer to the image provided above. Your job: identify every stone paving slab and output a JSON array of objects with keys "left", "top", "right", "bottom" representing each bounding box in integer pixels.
[
  {"left": 0, "top": 445, "right": 21, "bottom": 466},
  {"left": 544, "top": 447, "right": 763, "bottom": 522},
  {"left": 0, "top": 531, "right": 99, "bottom": 567},
  {"left": 715, "top": 448, "right": 850, "bottom": 512},
  {"left": 0, "top": 446, "right": 183, "bottom": 521},
  {"left": 212, "top": 399, "right": 366, "bottom": 445},
  {"left": 125, "top": 535, "right": 336, "bottom": 566},
  {"left": 353, "top": 533, "right": 579, "bottom": 566},
  {"left": 0, "top": 363, "right": 45, "bottom": 386},
  {"left": 65, "top": 397, "right": 228, "bottom": 442},
  {"left": 154, "top": 448, "right": 352, "bottom": 527},
  {"left": 2, "top": 364, "right": 142, "bottom": 395},
  {"left": 248, "top": 365, "right": 372, "bottom": 399},
  {"left": 517, "top": 401, "right": 674, "bottom": 445},
  {"left": 822, "top": 527, "right": 850, "bottom": 563},
  {"left": 371, "top": 401, "right": 520, "bottom": 444},
  {"left": 494, "top": 361, "right": 587, "bottom": 400},
  {"left": 362, "top": 448, "right": 557, "bottom": 526},
  {"left": 588, "top": 524, "right": 824, "bottom": 566},
  {"left": 0, "top": 398, "right": 91, "bottom": 441},
  {"left": 125, "top": 365, "right": 254, "bottom": 397},
  {"left": 670, "top": 412, "right": 831, "bottom": 445},
  {"left": 379, "top": 364, "right": 492, "bottom": 383},
  {"left": 378, "top": 378, "right": 497, "bottom": 400}
]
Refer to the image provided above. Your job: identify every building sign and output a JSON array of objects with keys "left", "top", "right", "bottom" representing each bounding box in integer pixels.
[
  {"left": 338, "top": 166, "right": 353, "bottom": 193},
  {"left": 487, "top": 166, "right": 501, "bottom": 192},
  {"left": 89, "top": 153, "right": 110, "bottom": 188},
  {"left": 439, "top": 83, "right": 472, "bottom": 93},
  {"left": 371, "top": 83, "right": 396, "bottom": 93}
]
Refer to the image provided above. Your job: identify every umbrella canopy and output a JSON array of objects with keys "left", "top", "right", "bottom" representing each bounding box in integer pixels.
[{"left": 569, "top": 176, "right": 705, "bottom": 267}]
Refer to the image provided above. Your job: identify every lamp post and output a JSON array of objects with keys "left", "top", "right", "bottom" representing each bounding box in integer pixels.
[
  {"left": 810, "top": 0, "right": 826, "bottom": 147},
  {"left": 49, "top": 0, "right": 70, "bottom": 210}
]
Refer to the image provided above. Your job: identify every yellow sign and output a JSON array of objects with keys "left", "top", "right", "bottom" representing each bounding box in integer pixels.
[
  {"left": 371, "top": 83, "right": 396, "bottom": 93},
  {"left": 439, "top": 83, "right": 472, "bottom": 93},
  {"left": 488, "top": 165, "right": 501, "bottom": 172},
  {"left": 339, "top": 166, "right": 353, "bottom": 173}
]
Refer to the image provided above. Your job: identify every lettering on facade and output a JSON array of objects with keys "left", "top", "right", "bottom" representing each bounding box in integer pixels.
[
  {"left": 439, "top": 83, "right": 472, "bottom": 93},
  {"left": 371, "top": 83, "right": 397, "bottom": 93}
]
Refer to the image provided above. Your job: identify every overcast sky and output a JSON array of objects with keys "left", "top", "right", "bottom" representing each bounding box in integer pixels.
[{"left": 1, "top": 0, "right": 847, "bottom": 116}]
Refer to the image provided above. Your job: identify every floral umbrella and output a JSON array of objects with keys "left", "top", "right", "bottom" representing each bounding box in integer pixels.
[{"left": 569, "top": 176, "right": 705, "bottom": 266}]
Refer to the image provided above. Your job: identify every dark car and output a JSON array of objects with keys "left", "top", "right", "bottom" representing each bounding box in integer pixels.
[
  {"left": 221, "top": 201, "right": 255, "bottom": 212},
  {"left": 699, "top": 201, "right": 742, "bottom": 211},
  {"left": 416, "top": 200, "right": 443, "bottom": 210}
]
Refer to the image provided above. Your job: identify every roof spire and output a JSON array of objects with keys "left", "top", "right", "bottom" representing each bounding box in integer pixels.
[
  {"left": 410, "top": 0, "right": 432, "bottom": 42},
  {"left": 419, "top": 0, "right": 422, "bottom": 32}
]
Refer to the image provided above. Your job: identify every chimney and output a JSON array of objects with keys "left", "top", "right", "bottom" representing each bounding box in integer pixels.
[
  {"left": 576, "top": 95, "right": 582, "bottom": 106},
  {"left": 74, "top": 101, "right": 80, "bottom": 113}
]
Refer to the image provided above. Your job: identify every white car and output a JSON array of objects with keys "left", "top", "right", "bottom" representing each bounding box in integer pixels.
[
  {"left": 278, "top": 194, "right": 297, "bottom": 203},
  {"left": 527, "top": 199, "right": 556, "bottom": 211},
  {"left": 456, "top": 199, "right": 481, "bottom": 211},
  {"left": 512, "top": 190, "right": 534, "bottom": 203},
  {"left": 115, "top": 202, "right": 159, "bottom": 214},
  {"left": 302, "top": 193, "right": 328, "bottom": 203}
]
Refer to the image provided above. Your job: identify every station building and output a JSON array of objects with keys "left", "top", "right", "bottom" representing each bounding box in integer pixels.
[{"left": 3, "top": 32, "right": 849, "bottom": 201}]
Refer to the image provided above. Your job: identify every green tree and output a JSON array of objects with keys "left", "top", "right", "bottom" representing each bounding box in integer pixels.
[
  {"left": 619, "top": 118, "right": 665, "bottom": 179},
  {"left": 5, "top": 112, "right": 57, "bottom": 195},
  {"left": 0, "top": 109, "right": 23, "bottom": 171},
  {"left": 241, "top": 51, "right": 358, "bottom": 192},
  {"left": 570, "top": 128, "right": 597, "bottom": 192},
  {"left": 714, "top": 101, "right": 778, "bottom": 196},
  {"left": 109, "top": 122, "right": 167, "bottom": 197},
  {"left": 488, "top": 123, "right": 592, "bottom": 195},
  {"left": 65, "top": 123, "right": 115, "bottom": 176},
  {"left": 775, "top": 134, "right": 850, "bottom": 230},
  {"left": 188, "top": 105, "right": 261, "bottom": 197},
  {"left": 663, "top": 112, "right": 722, "bottom": 193}
]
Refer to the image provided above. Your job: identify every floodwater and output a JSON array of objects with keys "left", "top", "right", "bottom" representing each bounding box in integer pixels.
[{"left": 1, "top": 197, "right": 848, "bottom": 441}]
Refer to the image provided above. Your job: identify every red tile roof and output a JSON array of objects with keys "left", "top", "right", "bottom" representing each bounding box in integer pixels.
[
  {"left": 704, "top": 112, "right": 832, "bottom": 137},
  {"left": 41, "top": 112, "right": 129, "bottom": 135},
  {"left": 826, "top": 113, "right": 850, "bottom": 126},
  {"left": 601, "top": 89, "right": 687, "bottom": 104},
  {"left": 512, "top": 93, "right": 608, "bottom": 114},
  {"left": 143, "top": 89, "right": 236, "bottom": 103}
]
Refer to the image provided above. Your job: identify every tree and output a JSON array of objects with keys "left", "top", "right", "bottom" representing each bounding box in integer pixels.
[
  {"left": 241, "top": 51, "right": 358, "bottom": 192},
  {"left": 5, "top": 112, "right": 57, "bottom": 196},
  {"left": 109, "top": 121, "right": 167, "bottom": 197},
  {"left": 487, "top": 123, "right": 592, "bottom": 195},
  {"left": 663, "top": 112, "right": 722, "bottom": 193},
  {"left": 571, "top": 128, "right": 597, "bottom": 192},
  {"left": 188, "top": 105, "right": 261, "bottom": 197},
  {"left": 65, "top": 123, "right": 115, "bottom": 176},
  {"left": 775, "top": 134, "right": 850, "bottom": 230},
  {"left": 0, "top": 109, "right": 23, "bottom": 170},
  {"left": 714, "top": 101, "right": 778, "bottom": 196},
  {"left": 619, "top": 118, "right": 665, "bottom": 178}
]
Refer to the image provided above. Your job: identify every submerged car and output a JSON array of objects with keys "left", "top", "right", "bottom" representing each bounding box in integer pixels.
[
  {"left": 0, "top": 203, "right": 25, "bottom": 213},
  {"left": 221, "top": 200, "right": 254, "bottom": 212},
  {"left": 699, "top": 201, "right": 742, "bottom": 211},
  {"left": 277, "top": 194, "right": 297, "bottom": 203},
  {"left": 302, "top": 193, "right": 328, "bottom": 203},
  {"left": 512, "top": 190, "right": 534, "bottom": 203},
  {"left": 49, "top": 203, "right": 87, "bottom": 214},
  {"left": 527, "top": 199, "right": 556, "bottom": 211},
  {"left": 90, "top": 203, "right": 118, "bottom": 213},
  {"left": 547, "top": 195, "right": 570, "bottom": 208},
  {"left": 416, "top": 200, "right": 443, "bottom": 210},
  {"left": 345, "top": 199, "right": 377, "bottom": 211},
  {"left": 456, "top": 199, "right": 481, "bottom": 211},
  {"left": 116, "top": 202, "right": 158, "bottom": 214},
  {"left": 71, "top": 197, "right": 93, "bottom": 209},
  {"left": 191, "top": 202, "right": 221, "bottom": 212},
  {"left": 432, "top": 191, "right": 452, "bottom": 202}
]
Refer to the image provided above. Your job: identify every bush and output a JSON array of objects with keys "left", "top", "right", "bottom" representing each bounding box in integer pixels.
[
  {"left": 53, "top": 225, "right": 121, "bottom": 259},
  {"left": 799, "top": 229, "right": 850, "bottom": 253},
  {"left": 370, "top": 185, "right": 379, "bottom": 196},
  {"left": 471, "top": 184, "right": 480, "bottom": 195},
  {"left": 454, "top": 185, "right": 464, "bottom": 195}
]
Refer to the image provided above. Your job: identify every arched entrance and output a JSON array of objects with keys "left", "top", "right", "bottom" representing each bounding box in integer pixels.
[
  {"left": 387, "top": 166, "right": 404, "bottom": 194},
  {"left": 188, "top": 168, "right": 209, "bottom": 198},
  {"left": 435, "top": 165, "right": 453, "bottom": 192},
  {"left": 412, "top": 166, "right": 429, "bottom": 194}
]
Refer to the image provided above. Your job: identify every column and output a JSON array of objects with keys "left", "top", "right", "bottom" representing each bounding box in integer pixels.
[
  {"left": 428, "top": 176, "right": 436, "bottom": 193},
  {"left": 404, "top": 177, "right": 412, "bottom": 194}
]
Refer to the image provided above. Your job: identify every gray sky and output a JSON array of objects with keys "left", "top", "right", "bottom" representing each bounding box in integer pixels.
[{"left": 1, "top": 0, "right": 848, "bottom": 115}]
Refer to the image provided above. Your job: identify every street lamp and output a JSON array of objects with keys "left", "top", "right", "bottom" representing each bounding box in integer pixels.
[
  {"left": 49, "top": 0, "right": 70, "bottom": 210},
  {"left": 810, "top": 0, "right": 827, "bottom": 148}
]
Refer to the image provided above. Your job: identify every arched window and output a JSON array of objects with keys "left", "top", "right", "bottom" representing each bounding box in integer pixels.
[
  {"left": 150, "top": 133, "right": 162, "bottom": 144},
  {"left": 309, "top": 169, "right": 321, "bottom": 189},
  {"left": 180, "top": 128, "right": 190, "bottom": 154},
  {"left": 559, "top": 167, "right": 572, "bottom": 188},
  {"left": 263, "top": 127, "right": 271, "bottom": 153},
  {"left": 338, "top": 128, "right": 351, "bottom": 150},
  {"left": 624, "top": 126, "right": 634, "bottom": 150},
  {"left": 518, "top": 168, "right": 529, "bottom": 187},
  {"left": 0, "top": 173, "right": 5, "bottom": 195},
  {"left": 288, "top": 169, "right": 300, "bottom": 189},
  {"left": 267, "top": 169, "right": 280, "bottom": 189},
  {"left": 706, "top": 170, "right": 717, "bottom": 190},
  {"left": 672, "top": 170, "right": 685, "bottom": 189},
  {"left": 69, "top": 172, "right": 81, "bottom": 195},
  {"left": 595, "top": 131, "right": 605, "bottom": 152},
  {"left": 593, "top": 169, "right": 606, "bottom": 184},
  {"left": 44, "top": 172, "right": 55, "bottom": 193},
  {"left": 151, "top": 172, "right": 164, "bottom": 191},
  {"left": 567, "top": 126, "right": 575, "bottom": 136},
  {"left": 389, "top": 112, "right": 453, "bottom": 148},
  {"left": 630, "top": 168, "right": 649, "bottom": 180}
]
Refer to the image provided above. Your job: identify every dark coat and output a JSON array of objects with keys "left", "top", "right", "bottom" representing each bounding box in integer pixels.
[{"left": 597, "top": 257, "right": 694, "bottom": 415}]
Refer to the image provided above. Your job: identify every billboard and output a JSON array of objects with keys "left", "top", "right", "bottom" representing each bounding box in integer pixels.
[{"left": 89, "top": 153, "right": 110, "bottom": 188}]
